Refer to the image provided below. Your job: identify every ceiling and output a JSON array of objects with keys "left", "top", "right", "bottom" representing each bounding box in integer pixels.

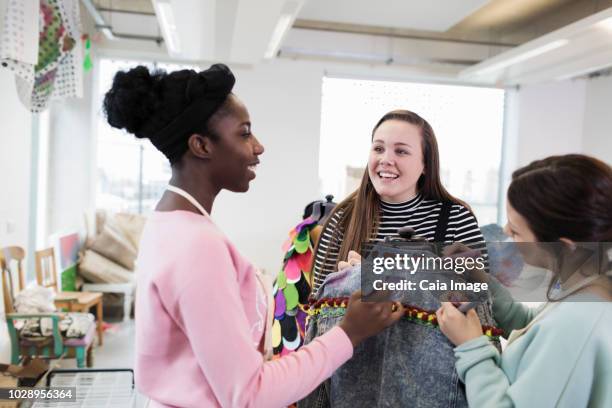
[
  {"left": 87, "top": 0, "right": 612, "bottom": 84},
  {"left": 461, "top": 6, "right": 612, "bottom": 84},
  {"left": 91, "top": 0, "right": 612, "bottom": 45},
  {"left": 297, "top": 0, "right": 492, "bottom": 32}
]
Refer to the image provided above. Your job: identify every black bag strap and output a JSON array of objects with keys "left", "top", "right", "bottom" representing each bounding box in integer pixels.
[{"left": 434, "top": 201, "right": 451, "bottom": 243}]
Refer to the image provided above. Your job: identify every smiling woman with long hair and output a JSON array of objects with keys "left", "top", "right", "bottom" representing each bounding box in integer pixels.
[
  {"left": 312, "top": 110, "right": 487, "bottom": 291},
  {"left": 303, "top": 110, "right": 490, "bottom": 407}
]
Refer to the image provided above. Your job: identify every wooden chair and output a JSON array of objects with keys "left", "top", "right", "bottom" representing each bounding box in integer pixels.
[
  {"left": 35, "top": 247, "right": 104, "bottom": 346},
  {"left": 1, "top": 246, "right": 26, "bottom": 315},
  {"left": 2, "top": 246, "right": 93, "bottom": 367}
]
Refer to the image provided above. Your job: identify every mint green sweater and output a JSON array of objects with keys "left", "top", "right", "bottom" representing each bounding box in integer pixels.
[{"left": 454, "top": 292, "right": 611, "bottom": 407}]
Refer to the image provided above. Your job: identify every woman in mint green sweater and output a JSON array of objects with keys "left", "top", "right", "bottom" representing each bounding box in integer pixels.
[{"left": 436, "top": 154, "right": 611, "bottom": 407}]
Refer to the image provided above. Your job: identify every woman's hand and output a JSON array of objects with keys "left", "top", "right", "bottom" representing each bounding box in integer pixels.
[
  {"left": 436, "top": 302, "right": 483, "bottom": 346},
  {"left": 339, "top": 290, "right": 404, "bottom": 348},
  {"left": 337, "top": 250, "right": 362, "bottom": 271}
]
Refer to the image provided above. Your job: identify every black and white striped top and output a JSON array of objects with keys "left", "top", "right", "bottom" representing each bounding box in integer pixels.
[{"left": 312, "top": 194, "right": 488, "bottom": 292}]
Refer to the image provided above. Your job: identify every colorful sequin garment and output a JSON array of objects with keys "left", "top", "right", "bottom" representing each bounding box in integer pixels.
[
  {"left": 305, "top": 297, "right": 504, "bottom": 340},
  {"left": 272, "top": 217, "right": 317, "bottom": 358}
]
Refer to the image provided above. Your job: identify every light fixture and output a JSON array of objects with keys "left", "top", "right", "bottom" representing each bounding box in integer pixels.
[
  {"left": 596, "top": 16, "right": 612, "bottom": 31},
  {"left": 154, "top": 0, "right": 181, "bottom": 55},
  {"left": 555, "top": 63, "right": 612, "bottom": 81},
  {"left": 264, "top": 1, "right": 303, "bottom": 59},
  {"left": 474, "top": 39, "right": 569, "bottom": 76},
  {"left": 265, "top": 14, "right": 293, "bottom": 58}
]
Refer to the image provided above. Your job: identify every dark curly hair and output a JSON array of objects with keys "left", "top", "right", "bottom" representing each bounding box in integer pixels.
[{"left": 103, "top": 65, "right": 232, "bottom": 162}]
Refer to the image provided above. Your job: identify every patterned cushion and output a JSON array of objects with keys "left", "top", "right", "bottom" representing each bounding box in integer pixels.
[{"left": 18, "top": 313, "right": 95, "bottom": 341}]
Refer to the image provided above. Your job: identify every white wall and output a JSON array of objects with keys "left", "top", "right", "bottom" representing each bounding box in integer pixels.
[
  {"left": 0, "top": 65, "right": 32, "bottom": 247},
  {"left": 514, "top": 80, "right": 587, "bottom": 167},
  {"left": 0, "top": 70, "right": 33, "bottom": 363},
  {"left": 499, "top": 80, "right": 586, "bottom": 222},
  {"left": 46, "top": 67, "right": 96, "bottom": 238},
  {"left": 583, "top": 75, "right": 612, "bottom": 159},
  {"left": 497, "top": 76, "right": 612, "bottom": 223},
  {"left": 212, "top": 60, "right": 324, "bottom": 274},
  {"left": 509, "top": 77, "right": 611, "bottom": 168}
]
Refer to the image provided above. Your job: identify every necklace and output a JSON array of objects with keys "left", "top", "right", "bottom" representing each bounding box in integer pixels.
[{"left": 166, "top": 185, "right": 209, "bottom": 217}]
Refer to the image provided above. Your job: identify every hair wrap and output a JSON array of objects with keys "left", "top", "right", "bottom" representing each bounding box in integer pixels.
[{"left": 151, "top": 63, "right": 235, "bottom": 163}]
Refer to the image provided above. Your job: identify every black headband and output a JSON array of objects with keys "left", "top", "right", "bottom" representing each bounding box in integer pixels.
[{"left": 151, "top": 63, "right": 236, "bottom": 163}]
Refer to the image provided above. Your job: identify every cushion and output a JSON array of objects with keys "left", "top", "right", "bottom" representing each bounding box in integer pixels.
[
  {"left": 78, "top": 250, "right": 134, "bottom": 284},
  {"left": 63, "top": 316, "right": 96, "bottom": 346},
  {"left": 114, "top": 213, "right": 146, "bottom": 250},
  {"left": 88, "top": 223, "right": 137, "bottom": 270},
  {"left": 18, "top": 312, "right": 95, "bottom": 342}
]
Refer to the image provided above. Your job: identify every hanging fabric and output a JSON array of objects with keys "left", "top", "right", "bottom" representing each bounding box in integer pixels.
[
  {"left": 0, "top": 0, "right": 39, "bottom": 84},
  {"left": 0, "top": 0, "right": 83, "bottom": 112}
]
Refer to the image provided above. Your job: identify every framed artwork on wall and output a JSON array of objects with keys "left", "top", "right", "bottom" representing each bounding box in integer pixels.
[{"left": 51, "top": 231, "right": 81, "bottom": 291}]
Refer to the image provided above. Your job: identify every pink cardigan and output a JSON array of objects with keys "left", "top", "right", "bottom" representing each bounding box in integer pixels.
[{"left": 135, "top": 211, "right": 353, "bottom": 407}]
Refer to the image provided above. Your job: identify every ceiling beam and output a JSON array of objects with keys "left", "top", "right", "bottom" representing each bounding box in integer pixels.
[
  {"left": 97, "top": 7, "right": 156, "bottom": 17},
  {"left": 294, "top": 19, "right": 519, "bottom": 47}
]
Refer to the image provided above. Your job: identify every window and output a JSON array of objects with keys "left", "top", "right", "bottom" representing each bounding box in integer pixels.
[
  {"left": 319, "top": 77, "right": 505, "bottom": 225},
  {"left": 95, "top": 59, "right": 199, "bottom": 214}
]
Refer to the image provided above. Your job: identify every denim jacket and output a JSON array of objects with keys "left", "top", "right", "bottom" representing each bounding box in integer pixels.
[{"left": 299, "top": 249, "right": 500, "bottom": 408}]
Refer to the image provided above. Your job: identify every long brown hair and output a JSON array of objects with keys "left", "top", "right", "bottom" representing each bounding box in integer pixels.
[
  {"left": 507, "top": 154, "right": 612, "bottom": 300},
  {"left": 314, "top": 110, "right": 468, "bottom": 276}
]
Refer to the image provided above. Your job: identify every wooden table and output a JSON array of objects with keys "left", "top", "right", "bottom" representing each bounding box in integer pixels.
[{"left": 54, "top": 291, "right": 104, "bottom": 346}]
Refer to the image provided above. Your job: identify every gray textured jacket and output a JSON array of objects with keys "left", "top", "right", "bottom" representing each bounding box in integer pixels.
[{"left": 299, "top": 250, "right": 500, "bottom": 408}]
